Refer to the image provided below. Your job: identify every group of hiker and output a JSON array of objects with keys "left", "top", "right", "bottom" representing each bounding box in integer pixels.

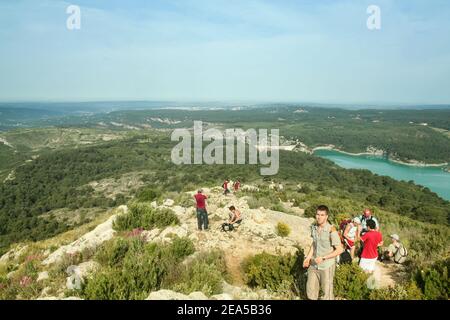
[
  {"left": 222, "top": 179, "right": 240, "bottom": 195},
  {"left": 304, "top": 205, "right": 408, "bottom": 300},
  {"left": 194, "top": 188, "right": 242, "bottom": 232},
  {"left": 193, "top": 183, "right": 407, "bottom": 300}
]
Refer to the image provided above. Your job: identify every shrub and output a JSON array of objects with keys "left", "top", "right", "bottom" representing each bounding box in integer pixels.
[
  {"left": 166, "top": 250, "right": 227, "bottom": 297},
  {"left": 369, "top": 282, "right": 423, "bottom": 300},
  {"left": 113, "top": 202, "right": 179, "bottom": 231},
  {"left": 82, "top": 267, "right": 129, "bottom": 300},
  {"left": 95, "top": 237, "right": 131, "bottom": 267},
  {"left": 0, "top": 276, "right": 17, "bottom": 300},
  {"left": 170, "top": 237, "right": 196, "bottom": 262},
  {"left": 334, "top": 263, "right": 370, "bottom": 300},
  {"left": 242, "top": 250, "right": 302, "bottom": 293},
  {"left": 246, "top": 196, "right": 260, "bottom": 209},
  {"left": 276, "top": 222, "right": 291, "bottom": 237},
  {"left": 82, "top": 237, "right": 195, "bottom": 300},
  {"left": 136, "top": 187, "right": 162, "bottom": 202},
  {"left": 171, "top": 262, "right": 223, "bottom": 296},
  {"left": 414, "top": 258, "right": 449, "bottom": 300},
  {"left": 143, "top": 207, "right": 180, "bottom": 229},
  {"left": 174, "top": 193, "right": 194, "bottom": 207}
]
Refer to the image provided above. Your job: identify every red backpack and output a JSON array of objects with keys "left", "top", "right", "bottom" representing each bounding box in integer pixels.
[
  {"left": 339, "top": 219, "right": 352, "bottom": 233},
  {"left": 338, "top": 219, "right": 352, "bottom": 243}
]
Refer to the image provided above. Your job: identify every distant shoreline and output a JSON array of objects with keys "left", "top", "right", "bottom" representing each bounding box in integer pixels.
[{"left": 312, "top": 145, "right": 449, "bottom": 169}]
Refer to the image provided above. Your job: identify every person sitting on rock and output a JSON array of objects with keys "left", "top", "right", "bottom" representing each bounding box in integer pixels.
[
  {"left": 228, "top": 206, "right": 242, "bottom": 225},
  {"left": 382, "top": 234, "right": 408, "bottom": 264},
  {"left": 221, "top": 206, "right": 242, "bottom": 232}
]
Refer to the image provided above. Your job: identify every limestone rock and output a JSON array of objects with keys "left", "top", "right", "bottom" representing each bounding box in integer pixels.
[
  {"left": 43, "top": 213, "right": 121, "bottom": 266},
  {"left": 146, "top": 289, "right": 190, "bottom": 300},
  {"left": 210, "top": 293, "right": 233, "bottom": 300},
  {"left": 188, "top": 291, "right": 208, "bottom": 300},
  {"left": 66, "top": 261, "right": 100, "bottom": 290},
  {"left": 163, "top": 199, "right": 175, "bottom": 207},
  {"left": 159, "top": 224, "right": 189, "bottom": 240},
  {"left": 37, "top": 271, "right": 49, "bottom": 282},
  {"left": 142, "top": 228, "right": 161, "bottom": 242}
]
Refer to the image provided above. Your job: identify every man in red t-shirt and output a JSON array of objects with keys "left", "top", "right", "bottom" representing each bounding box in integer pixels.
[
  {"left": 233, "top": 180, "right": 240, "bottom": 193},
  {"left": 359, "top": 219, "right": 383, "bottom": 273},
  {"left": 223, "top": 179, "right": 230, "bottom": 195},
  {"left": 194, "top": 189, "right": 209, "bottom": 231}
]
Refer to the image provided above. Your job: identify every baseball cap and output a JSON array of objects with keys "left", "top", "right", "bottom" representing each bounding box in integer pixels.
[{"left": 390, "top": 234, "right": 400, "bottom": 241}]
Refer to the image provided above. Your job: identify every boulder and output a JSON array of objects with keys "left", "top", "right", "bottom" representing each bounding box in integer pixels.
[
  {"left": 188, "top": 291, "right": 208, "bottom": 300},
  {"left": 163, "top": 199, "right": 175, "bottom": 207},
  {"left": 43, "top": 213, "right": 121, "bottom": 265},
  {"left": 241, "top": 185, "right": 259, "bottom": 192},
  {"left": 210, "top": 293, "right": 233, "bottom": 300},
  {"left": 142, "top": 228, "right": 161, "bottom": 242},
  {"left": 172, "top": 206, "right": 187, "bottom": 219},
  {"left": 37, "top": 296, "right": 83, "bottom": 300},
  {"left": 66, "top": 261, "right": 100, "bottom": 290},
  {"left": 37, "top": 271, "right": 49, "bottom": 282},
  {"left": 159, "top": 224, "right": 189, "bottom": 240},
  {"left": 146, "top": 289, "right": 190, "bottom": 300},
  {"left": 240, "top": 220, "right": 276, "bottom": 240},
  {"left": 0, "top": 245, "right": 29, "bottom": 264}
]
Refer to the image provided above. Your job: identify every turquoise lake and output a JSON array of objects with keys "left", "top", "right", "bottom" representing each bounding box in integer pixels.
[{"left": 314, "top": 149, "right": 450, "bottom": 201}]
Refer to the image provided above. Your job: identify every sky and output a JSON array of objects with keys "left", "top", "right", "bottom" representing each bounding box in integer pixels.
[{"left": 1, "top": 0, "right": 450, "bottom": 104}]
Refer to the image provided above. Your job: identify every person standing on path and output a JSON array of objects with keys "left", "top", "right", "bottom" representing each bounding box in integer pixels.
[
  {"left": 359, "top": 219, "right": 383, "bottom": 273},
  {"left": 303, "top": 205, "right": 344, "bottom": 300},
  {"left": 194, "top": 189, "right": 209, "bottom": 231}
]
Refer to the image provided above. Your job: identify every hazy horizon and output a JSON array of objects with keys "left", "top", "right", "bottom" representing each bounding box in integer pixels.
[{"left": 1, "top": 0, "right": 450, "bottom": 103}]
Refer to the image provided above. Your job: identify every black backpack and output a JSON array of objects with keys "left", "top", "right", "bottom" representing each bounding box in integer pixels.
[
  {"left": 221, "top": 223, "right": 234, "bottom": 232},
  {"left": 339, "top": 251, "right": 352, "bottom": 264}
]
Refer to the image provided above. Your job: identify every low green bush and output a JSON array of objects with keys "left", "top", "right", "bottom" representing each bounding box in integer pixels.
[
  {"left": 136, "top": 186, "right": 162, "bottom": 202},
  {"left": 414, "top": 258, "right": 449, "bottom": 300},
  {"left": 166, "top": 250, "right": 227, "bottom": 297},
  {"left": 169, "top": 237, "right": 196, "bottom": 262},
  {"left": 334, "top": 263, "right": 370, "bottom": 300},
  {"left": 242, "top": 249, "right": 304, "bottom": 294},
  {"left": 82, "top": 237, "right": 195, "bottom": 300},
  {"left": 113, "top": 202, "right": 179, "bottom": 231},
  {"left": 369, "top": 282, "right": 423, "bottom": 300},
  {"left": 276, "top": 222, "right": 291, "bottom": 237},
  {"left": 95, "top": 237, "right": 131, "bottom": 267}
]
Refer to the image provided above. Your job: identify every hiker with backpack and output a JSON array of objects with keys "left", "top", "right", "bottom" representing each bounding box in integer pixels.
[
  {"left": 342, "top": 217, "right": 362, "bottom": 260},
  {"left": 382, "top": 234, "right": 408, "bottom": 264},
  {"left": 194, "top": 189, "right": 209, "bottom": 231},
  {"left": 359, "top": 219, "right": 383, "bottom": 273},
  {"left": 359, "top": 208, "right": 379, "bottom": 234},
  {"left": 221, "top": 205, "right": 242, "bottom": 232},
  {"left": 303, "top": 205, "right": 344, "bottom": 300},
  {"left": 222, "top": 179, "right": 230, "bottom": 195}
]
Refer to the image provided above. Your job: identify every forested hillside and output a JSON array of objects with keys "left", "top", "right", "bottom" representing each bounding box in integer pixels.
[{"left": 1, "top": 131, "right": 448, "bottom": 255}]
